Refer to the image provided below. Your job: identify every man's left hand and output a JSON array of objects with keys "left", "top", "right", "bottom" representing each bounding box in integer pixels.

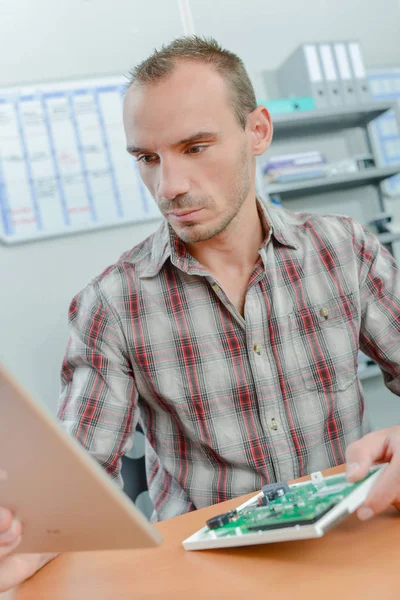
[{"left": 346, "top": 426, "right": 400, "bottom": 521}]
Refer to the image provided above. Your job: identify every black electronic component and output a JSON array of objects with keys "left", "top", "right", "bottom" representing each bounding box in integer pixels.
[
  {"left": 206, "top": 510, "right": 236, "bottom": 530},
  {"left": 261, "top": 482, "right": 290, "bottom": 503},
  {"left": 246, "top": 504, "right": 333, "bottom": 532},
  {"left": 257, "top": 495, "right": 270, "bottom": 507}
]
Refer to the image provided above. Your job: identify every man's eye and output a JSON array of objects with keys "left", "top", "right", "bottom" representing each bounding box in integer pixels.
[
  {"left": 137, "top": 155, "right": 157, "bottom": 164},
  {"left": 187, "top": 145, "right": 207, "bottom": 154}
]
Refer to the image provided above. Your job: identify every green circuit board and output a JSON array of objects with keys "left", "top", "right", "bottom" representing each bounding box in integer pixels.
[{"left": 203, "top": 470, "right": 377, "bottom": 538}]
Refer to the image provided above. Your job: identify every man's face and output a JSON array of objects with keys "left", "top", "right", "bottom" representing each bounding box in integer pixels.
[{"left": 123, "top": 61, "right": 257, "bottom": 243}]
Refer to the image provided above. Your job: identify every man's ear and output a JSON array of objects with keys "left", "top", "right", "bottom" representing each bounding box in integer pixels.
[{"left": 248, "top": 105, "right": 273, "bottom": 156}]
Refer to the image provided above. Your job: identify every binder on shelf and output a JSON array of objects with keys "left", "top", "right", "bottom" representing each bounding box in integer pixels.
[
  {"left": 347, "top": 41, "right": 371, "bottom": 103},
  {"left": 332, "top": 42, "right": 358, "bottom": 105},
  {"left": 259, "top": 96, "right": 316, "bottom": 115},
  {"left": 317, "top": 43, "right": 344, "bottom": 106},
  {"left": 277, "top": 44, "right": 329, "bottom": 109}
]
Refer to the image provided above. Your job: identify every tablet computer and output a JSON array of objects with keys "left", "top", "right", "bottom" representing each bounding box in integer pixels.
[{"left": 0, "top": 363, "right": 162, "bottom": 553}]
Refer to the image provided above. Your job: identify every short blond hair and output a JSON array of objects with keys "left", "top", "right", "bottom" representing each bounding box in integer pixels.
[{"left": 128, "top": 36, "right": 257, "bottom": 129}]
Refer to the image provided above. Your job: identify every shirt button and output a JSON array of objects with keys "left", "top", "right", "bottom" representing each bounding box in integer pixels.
[
  {"left": 320, "top": 307, "right": 329, "bottom": 318},
  {"left": 253, "top": 343, "right": 261, "bottom": 355},
  {"left": 269, "top": 418, "right": 279, "bottom": 431},
  {"left": 212, "top": 283, "right": 220, "bottom": 293}
]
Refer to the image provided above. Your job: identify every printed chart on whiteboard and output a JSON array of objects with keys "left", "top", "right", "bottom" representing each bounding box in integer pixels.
[{"left": 0, "top": 76, "right": 160, "bottom": 244}]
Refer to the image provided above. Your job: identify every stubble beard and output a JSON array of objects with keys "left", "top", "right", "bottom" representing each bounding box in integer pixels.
[{"left": 165, "top": 146, "right": 251, "bottom": 244}]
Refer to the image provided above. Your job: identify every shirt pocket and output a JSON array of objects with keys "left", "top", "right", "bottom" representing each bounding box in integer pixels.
[{"left": 289, "top": 294, "right": 359, "bottom": 392}]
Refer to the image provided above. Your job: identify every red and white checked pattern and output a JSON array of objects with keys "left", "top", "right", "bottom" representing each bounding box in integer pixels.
[{"left": 57, "top": 200, "right": 400, "bottom": 521}]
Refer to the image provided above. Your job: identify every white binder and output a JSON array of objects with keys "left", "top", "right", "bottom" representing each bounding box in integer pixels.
[
  {"left": 278, "top": 43, "right": 329, "bottom": 109},
  {"left": 347, "top": 41, "right": 371, "bottom": 103},
  {"left": 333, "top": 42, "right": 358, "bottom": 105},
  {"left": 318, "top": 43, "right": 344, "bottom": 106}
]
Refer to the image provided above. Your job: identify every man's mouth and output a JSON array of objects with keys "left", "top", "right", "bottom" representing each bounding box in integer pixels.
[{"left": 168, "top": 208, "right": 203, "bottom": 222}]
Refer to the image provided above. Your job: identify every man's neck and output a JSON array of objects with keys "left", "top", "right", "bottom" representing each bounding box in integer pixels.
[{"left": 185, "top": 197, "right": 266, "bottom": 277}]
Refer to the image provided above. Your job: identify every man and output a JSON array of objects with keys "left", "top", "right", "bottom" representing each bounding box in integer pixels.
[{"left": 1, "top": 36, "right": 400, "bottom": 591}]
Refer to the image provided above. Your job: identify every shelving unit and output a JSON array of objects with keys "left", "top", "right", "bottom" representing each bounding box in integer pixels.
[
  {"left": 377, "top": 231, "right": 400, "bottom": 245},
  {"left": 265, "top": 101, "right": 400, "bottom": 384},
  {"left": 272, "top": 101, "right": 398, "bottom": 137},
  {"left": 268, "top": 165, "right": 400, "bottom": 199}
]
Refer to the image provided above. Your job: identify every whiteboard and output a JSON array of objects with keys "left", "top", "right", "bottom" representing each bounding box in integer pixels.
[{"left": 0, "top": 75, "right": 161, "bottom": 244}]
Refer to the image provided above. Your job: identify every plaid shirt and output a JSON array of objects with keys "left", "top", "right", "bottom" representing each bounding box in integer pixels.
[{"left": 58, "top": 200, "right": 400, "bottom": 521}]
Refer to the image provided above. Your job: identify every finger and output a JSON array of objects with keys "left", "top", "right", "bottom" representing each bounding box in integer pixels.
[
  {"left": 345, "top": 430, "right": 388, "bottom": 482},
  {"left": 0, "top": 534, "right": 22, "bottom": 562},
  {"left": 357, "top": 456, "right": 400, "bottom": 519},
  {"left": 0, "top": 547, "right": 29, "bottom": 593},
  {"left": 0, "top": 508, "right": 13, "bottom": 534},
  {"left": 0, "top": 519, "right": 22, "bottom": 547}
]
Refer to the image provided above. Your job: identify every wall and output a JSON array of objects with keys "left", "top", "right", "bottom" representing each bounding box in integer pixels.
[{"left": 1, "top": 0, "right": 399, "bottom": 427}]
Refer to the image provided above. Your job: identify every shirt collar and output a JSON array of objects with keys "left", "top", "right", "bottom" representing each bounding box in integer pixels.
[
  {"left": 140, "top": 197, "right": 298, "bottom": 279},
  {"left": 257, "top": 198, "right": 299, "bottom": 250}
]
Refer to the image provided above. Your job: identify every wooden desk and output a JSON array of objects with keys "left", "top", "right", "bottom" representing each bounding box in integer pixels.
[{"left": 13, "top": 466, "right": 400, "bottom": 599}]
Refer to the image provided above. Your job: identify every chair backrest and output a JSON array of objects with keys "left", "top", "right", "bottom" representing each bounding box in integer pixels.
[{"left": 121, "top": 424, "right": 154, "bottom": 519}]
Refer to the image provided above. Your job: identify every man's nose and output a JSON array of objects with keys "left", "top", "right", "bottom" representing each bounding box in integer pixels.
[{"left": 157, "top": 158, "right": 190, "bottom": 201}]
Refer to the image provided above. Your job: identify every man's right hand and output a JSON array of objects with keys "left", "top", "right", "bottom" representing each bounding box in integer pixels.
[{"left": 0, "top": 507, "right": 57, "bottom": 592}]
